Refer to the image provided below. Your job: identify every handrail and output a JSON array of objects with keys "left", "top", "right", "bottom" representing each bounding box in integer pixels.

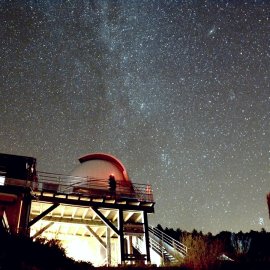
[
  {"left": 149, "top": 226, "right": 187, "bottom": 257},
  {"left": 3, "top": 171, "right": 154, "bottom": 203},
  {"left": 134, "top": 229, "right": 187, "bottom": 264},
  {"left": 133, "top": 236, "right": 145, "bottom": 251},
  {"left": 37, "top": 171, "right": 154, "bottom": 202},
  {"left": 149, "top": 236, "right": 164, "bottom": 255}
]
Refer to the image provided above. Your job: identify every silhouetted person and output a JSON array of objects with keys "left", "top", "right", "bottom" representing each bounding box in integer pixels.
[{"left": 108, "top": 174, "right": 116, "bottom": 196}]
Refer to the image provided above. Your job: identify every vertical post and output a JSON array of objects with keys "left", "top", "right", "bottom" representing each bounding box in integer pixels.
[
  {"left": 161, "top": 231, "right": 164, "bottom": 264},
  {"left": 143, "top": 211, "right": 151, "bottom": 264},
  {"left": 19, "top": 189, "right": 32, "bottom": 236},
  {"left": 267, "top": 193, "right": 270, "bottom": 219},
  {"left": 118, "top": 209, "right": 125, "bottom": 264},
  {"left": 106, "top": 227, "right": 111, "bottom": 266},
  {"left": 129, "top": 235, "right": 133, "bottom": 258}
]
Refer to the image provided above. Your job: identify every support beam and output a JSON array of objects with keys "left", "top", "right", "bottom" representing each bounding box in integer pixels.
[
  {"left": 19, "top": 191, "right": 32, "bottom": 235},
  {"left": 30, "top": 215, "right": 103, "bottom": 226},
  {"left": 82, "top": 208, "right": 88, "bottom": 219},
  {"left": 143, "top": 211, "right": 151, "bottom": 264},
  {"left": 86, "top": 226, "right": 106, "bottom": 249},
  {"left": 60, "top": 205, "right": 66, "bottom": 218},
  {"left": 128, "top": 235, "right": 133, "bottom": 256},
  {"left": 106, "top": 227, "right": 111, "bottom": 265},
  {"left": 0, "top": 210, "right": 10, "bottom": 232},
  {"left": 104, "top": 209, "right": 110, "bottom": 218},
  {"left": 31, "top": 222, "right": 54, "bottom": 239},
  {"left": 91, "top": 207, "right": 119, "bottom": 235},
  {"left": 28, "top": 203, "right": 59, "bottom": 227},
  {"left": 135, "top": 214, "right": 142, "bottom": 223},
  {"left": 124, "top": 211, "right": 134, "bottom": 222},
  {"left": 112, "top": 212, "right": 118, "bottom": 222},
  {"left": 118, "top": 209, "right": 125, "bottom": 264},
  {"left": 32, "top": 196, "right": 155, "bottom": 212}
]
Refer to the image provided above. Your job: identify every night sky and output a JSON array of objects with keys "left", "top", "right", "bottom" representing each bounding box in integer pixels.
[{"left": 1, "top": 0, "right": 270, "bottom": 234}]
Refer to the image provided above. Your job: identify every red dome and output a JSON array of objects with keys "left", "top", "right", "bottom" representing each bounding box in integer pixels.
[{"left": 71, "top": 153, "right": 130, "bottom": 182}]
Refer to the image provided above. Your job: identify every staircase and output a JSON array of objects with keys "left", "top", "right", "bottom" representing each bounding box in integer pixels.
[
  {"left": 149, "top": 226, "right": 187, "bottom": 264},
  {"left": 133, "top": 225, "right": 187, "bottom": 265}
]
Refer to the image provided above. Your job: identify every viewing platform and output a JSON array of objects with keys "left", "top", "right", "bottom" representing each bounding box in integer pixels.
[
  {"left": 2, "top": 171, "right": 154, "bottom": 209},
  {"left": 38, "top": 171, "right": 153, "bottom": 201}
]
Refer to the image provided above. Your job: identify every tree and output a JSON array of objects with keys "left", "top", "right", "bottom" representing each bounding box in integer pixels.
[
  {"left": 231, "top": 232, "right": 251, "bottom": 258},
  {"left": 181, "top": 234, "right": 224, "bottom": 270}
]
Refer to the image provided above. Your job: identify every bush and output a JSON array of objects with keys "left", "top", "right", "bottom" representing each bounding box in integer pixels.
[
  {"left": 181, "top": 234, "right": 224, "bottom": 270},
  {"left": 0, "top": 231, "right": 93, "bottom": 270}
]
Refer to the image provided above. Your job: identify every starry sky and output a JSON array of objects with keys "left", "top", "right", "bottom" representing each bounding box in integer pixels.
[{"left": 1, "top": 0, "right": 270, "bottom": 234}]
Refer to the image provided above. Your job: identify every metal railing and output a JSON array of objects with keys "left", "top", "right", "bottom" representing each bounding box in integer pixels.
[
  {"left": 149, "top": 236, "right": 174, "bottom": 262},
  {"left": 149, "top": 226, "right": 187, "bottom": 257},
  {"left": 3, "top": 171, "right": 154, "bottom": 203}
]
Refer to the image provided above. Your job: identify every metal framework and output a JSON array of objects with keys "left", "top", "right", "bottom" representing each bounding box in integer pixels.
[{"left": 0, "top": 172, "right": 155, "bottom": 266}]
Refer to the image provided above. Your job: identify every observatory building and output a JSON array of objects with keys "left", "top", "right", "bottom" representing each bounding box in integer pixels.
[
  {"left": 0, "top": 152, "right": 187, "bottom": 266},
  {"left": 0, "top": 152, "right": 155, "bottom": 265}
]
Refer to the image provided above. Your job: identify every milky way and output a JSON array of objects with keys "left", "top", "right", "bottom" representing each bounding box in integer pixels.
[{"left": 1, "top": 0, "right": 270, "bottom": 234}]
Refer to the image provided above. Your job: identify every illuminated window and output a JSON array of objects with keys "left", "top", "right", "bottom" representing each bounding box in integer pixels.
[{"left": 0, "top": 175, "right": 5, "bottom": 186}]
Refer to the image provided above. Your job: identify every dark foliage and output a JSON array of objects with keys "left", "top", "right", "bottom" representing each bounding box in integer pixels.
[
  {"left": 0, "top": 229, "right": 93, "bottom": 270},
  {"left": 2, "top": 225, "right": 270, "bottom": 270},
  {"left": 156, "top": 224, "right": 270, "bottom": 268}
]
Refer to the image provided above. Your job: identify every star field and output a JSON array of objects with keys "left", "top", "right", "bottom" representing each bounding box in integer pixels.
[{"left": 1, "top": 0, "right": 270, "bottom": 234}]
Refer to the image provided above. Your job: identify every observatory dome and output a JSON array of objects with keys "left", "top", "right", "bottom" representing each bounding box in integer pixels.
[{"left": 71, "top": 153, "right": 130, "bottom": 182}]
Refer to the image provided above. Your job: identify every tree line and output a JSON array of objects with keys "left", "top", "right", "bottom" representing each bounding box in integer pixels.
[{"left": 156, "top": 224, "right": 270, "bottom": 269}]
